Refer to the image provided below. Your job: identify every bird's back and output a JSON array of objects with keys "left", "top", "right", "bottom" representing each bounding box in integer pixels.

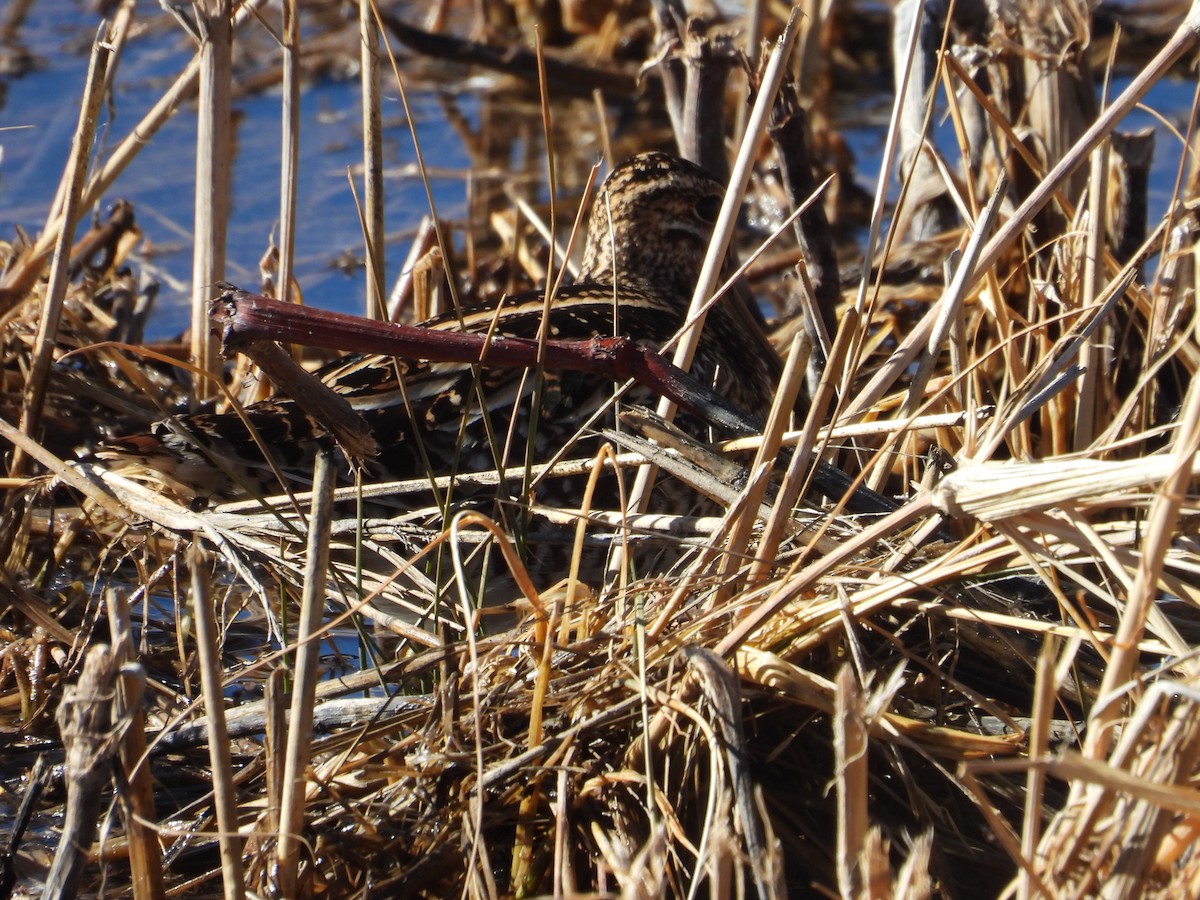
[{"left": 100, "top": 152, "right": 783, "bottom": 507}]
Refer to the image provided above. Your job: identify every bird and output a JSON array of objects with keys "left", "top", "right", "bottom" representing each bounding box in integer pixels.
[{"left": 101, "top": 152, "right": 783, "bottom": 513}]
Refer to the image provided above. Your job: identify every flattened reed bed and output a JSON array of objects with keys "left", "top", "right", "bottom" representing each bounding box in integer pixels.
[{"left": 3, "top": 1, "right": 1200, "bottom": 897}]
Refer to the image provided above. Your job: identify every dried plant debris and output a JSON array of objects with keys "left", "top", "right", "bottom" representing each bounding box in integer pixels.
[{"left": 2, "top": 1, "right": 1200, "bottom": 897}]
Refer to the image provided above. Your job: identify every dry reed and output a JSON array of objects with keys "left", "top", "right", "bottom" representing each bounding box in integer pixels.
[{"left": 3, "top": 2, "right": 1200, "bottom": 898}]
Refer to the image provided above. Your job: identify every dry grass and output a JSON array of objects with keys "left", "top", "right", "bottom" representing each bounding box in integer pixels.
[{"left": 3, "top": 1, "right": 1200, "bottom": 897}]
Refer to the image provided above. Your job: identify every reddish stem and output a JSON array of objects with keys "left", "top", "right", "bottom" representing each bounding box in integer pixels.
[
  {"left": 210, "top": 286, "right": 758, "bottom": 435},
  {"left": 209, "top": 286, "right": 897, "bottom": 515}
]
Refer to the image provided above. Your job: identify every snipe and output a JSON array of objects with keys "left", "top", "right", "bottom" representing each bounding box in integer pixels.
[{"left": 103, "top": 152, "right": 782, "bottom": 511}]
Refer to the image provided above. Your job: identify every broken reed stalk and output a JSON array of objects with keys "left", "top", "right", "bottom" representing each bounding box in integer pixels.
[
  {"left": 1076, "top": 53, "right": 1115, "bottom": 453},
  {"left": 192, "top": 0, "right": 234, "bottom": 405},
  {"left": 44, "top": 646, "right": 122, "bottom": 900},
  {"left": 106, "top": 590, "right": 165, "bottom": 900},
  {"left": 277, "top": 0, "right": 300, "bottom": 304},
  {"left": 650, "top": 3, "right": 687, "bottom": 163},
  {"left": 210, "top": 286, "right": 759, "bottom": 435},
  {"left": 714, "top": 332, "right": 808, "bottom": 601},
  {"left": 680, "top": 19, "right": 735, "bottom": 181},
  {"left": 745, "top": 308, "right": 857, "bottom": 588},
  {"left": 98, "top": 0, "right": 135, "bottom": 111},
  {"left": 211, "top": 288, "right": 898, "bottom": 517},
  {"left": 768, "top": 83, "right": 839, "bottom": 343},
  {"left": 1020, "top": 1, "right": 1096, "bottom": 208},
  {"left": 372, "top": 7, "right": 465, "bottom": 317},
  {"left": 188, "top": 548, "right": 245, "bottom": 899},
  {"left": 968, "top": 2, "right": 1200, "bottom": 294},
  {"left": 891, "top": 0, "right": 958, "bottom": 241},
  {"left": 624, "top": 5, "right": 802, "bottom": 519},
  {"left": 13, "top": 27, "right": 110, "bottom": 476},
  {"left": 737, "top": 0, "right": 766, "bottom": 142},
  {"left": 1019, "top": 635, "right": 1062, "bottom": 900},
  {"left": 276, "top": 447, "right": 337, "bottom": 896},
  {"left": 264, "top": 668, "right": 286, "bottom": 849},
  {"left": 387, "top": 216, "right": 437, "bottom": 320},
  {"left": 834, "top": 665, "right": 868, "bottom": 899},
  {"left": 673, "top": 5, "right": 800, "bottom": 377},
  {"left": 359, "top": 0, "right": 385, "bottom": 317}
]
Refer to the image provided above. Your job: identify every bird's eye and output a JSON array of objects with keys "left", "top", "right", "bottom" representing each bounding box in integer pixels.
[{"left": 695, "top": 194, "right": 722, "bottom": 224}]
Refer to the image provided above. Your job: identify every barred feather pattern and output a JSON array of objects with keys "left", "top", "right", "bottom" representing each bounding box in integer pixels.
[{"left": 102, "top": 153, "right": 783, "bottom": 506}]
